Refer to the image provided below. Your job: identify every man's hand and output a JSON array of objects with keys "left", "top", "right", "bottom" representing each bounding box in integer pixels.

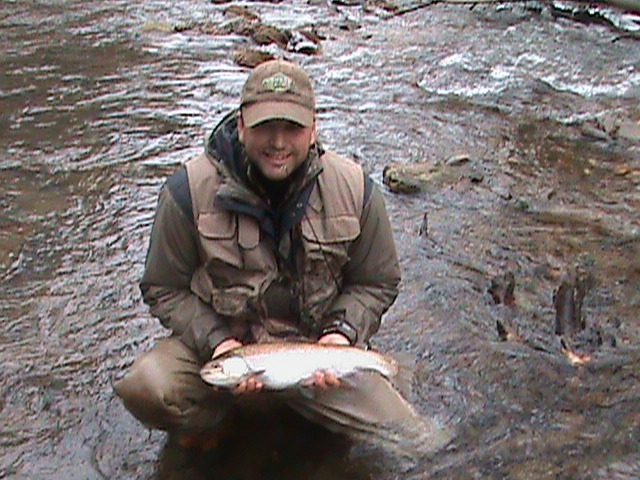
[
  {"left": 305, "top": 332, "right": 351, "bottom": 390},
  {"left": 212, "top": 338, "right": 243, "bottom": 358},
  {"left": 211, "top": 338, "right": 264, "bottom": 395},
  {"left": 317, "top": 333, "right": 350, "bottom": 346}
]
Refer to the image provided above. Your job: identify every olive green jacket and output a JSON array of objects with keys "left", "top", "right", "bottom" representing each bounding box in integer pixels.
[{"left": 140, "top": 112, "right": 400, "bottom": 360}]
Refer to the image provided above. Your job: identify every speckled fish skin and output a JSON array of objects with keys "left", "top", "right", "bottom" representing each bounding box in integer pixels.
[{"left": 200, "top": 342, "right": 399, "bottom": 390}]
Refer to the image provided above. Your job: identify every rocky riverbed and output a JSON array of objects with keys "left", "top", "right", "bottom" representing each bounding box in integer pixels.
[{"left": 1, "top": 0, "right": 638, "bottom": 478}]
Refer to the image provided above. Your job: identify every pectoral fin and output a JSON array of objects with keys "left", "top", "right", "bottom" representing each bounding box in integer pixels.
[{"left": 250, "top": 368, "right": 266, "bottom": 379}]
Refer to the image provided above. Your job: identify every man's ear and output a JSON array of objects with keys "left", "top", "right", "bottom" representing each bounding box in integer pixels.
[
  {"left": 237, "top": 110, "right": 245, "bottom": 143},
  {"left": 309, "top": 120, "right": 317, "bottom": 145}
]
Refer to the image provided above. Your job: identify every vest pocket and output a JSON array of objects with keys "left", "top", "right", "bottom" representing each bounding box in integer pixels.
[
  {"left": 197, "top": 213, "right": 263, "bottom": 318},
  {"left": 210, "top": 286, "right": 253, "bottom": 317},
  {"left": 301, "top": 214, "right": 361, "bottom": 244},
  {"left": 197, "top": 212, "right": 242, "bottom": 269},
  {"left": 301, "top": 214, "right": 360, "bottom": 292}
]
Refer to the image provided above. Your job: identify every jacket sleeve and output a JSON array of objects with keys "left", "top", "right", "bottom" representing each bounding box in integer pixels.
[
  {"left": 140, "top": 185, "right": 233, "bottom": 360},
  {"left": 320, "top": 182, "right": 401, "bottom": 345}
]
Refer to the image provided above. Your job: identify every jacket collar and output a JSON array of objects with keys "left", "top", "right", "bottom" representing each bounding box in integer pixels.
[{"left": 204, "top": 109, "right": 324, "bottom": 239}]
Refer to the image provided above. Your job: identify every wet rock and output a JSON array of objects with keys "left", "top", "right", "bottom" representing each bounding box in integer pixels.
[
  {"left": 445, "top": 154, "right": 471, "bottom": 166},
  {"left": 382, "top": 165, "right": 423, "bottom": 193},
  {"left": 224, "top": 5, "right": 261, "bottom": 22},
  {"left": 617, "top": 120, "right": 640, "bottom": 142},
  {"left": 488, "top": 272, "right": 515, "bottom": 306},
  {"left": 221, "top": 7, "right": 321, "bottom": 55},
  {"left": 598, "top": 115, "right": 640, "bottom": 142},
  {"left": 364, "top": 0, "right": 400, "bottom": 13},
  {"left": 468, "top": 171, "right": 484, "bottom": 183},
  {"left": 601, "top": 114, "right": 619, "bottom": 136},
  {"left": 195, "top": 22, "right": 223, "bottom": 35},
  {"left": 172, "top": 21, "right": 197, "bottom": 33},
  {"left": 560, "top": 338, "right": 592, "bottom": 366},
  {"left": 287, "top": 30, "right": 322, "bottom": 55},
  {"left": 418, "top": 212, "right": 429, "bottom": 237},
  {"left": 496, "top": 319, "right": 509, "bottom": 341},
  {"left": 531, "top": 206, "right": 640, "bottom": 243},
  {"left": 216, "top": 6, "right": 261, "bottom": 36},
  {"left": 141, "top": 21, "right": 190, "bottom": 33},
  {"left": 553, "top": 267, "right": 594, "bottom": 337},
  {"left": 581, "top": 124, "right": 611, "bottom": 141},
  {"left": 382, "top": 160, "right": 474, "bottom": 194},
  {"left": 233, "top": 49, "right": 276, "bottom": 68},
  {"left": 614, "top": 164, "right": 632, "bottom": 176},
  {"left": 298, "top": 28, "right": 325, "bottom": 43},
  {"left": 219, "top": 17, "right": 259, "bottom": 36},
  {"left": 495, "top": 319, "right": 525, "bottom": 344},
  {"left": 251, "top": 24, "right": 291, "bottom": 49},
  {"left": 337, "top": 19, "right": 362, "bottom": 31}
]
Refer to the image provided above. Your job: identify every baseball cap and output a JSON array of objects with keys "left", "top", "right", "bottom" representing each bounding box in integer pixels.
[{"left": 240, "top": 60, "right": 315, "bottom": 128}]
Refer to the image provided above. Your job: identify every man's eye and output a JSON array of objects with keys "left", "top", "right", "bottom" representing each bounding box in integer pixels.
[{"left": 284, "top": 122, "right": 304, "bottom": 132}]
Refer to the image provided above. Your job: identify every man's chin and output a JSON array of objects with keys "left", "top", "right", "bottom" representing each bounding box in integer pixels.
[{"left": 261, "top": 166, "right": 291, "bottom": 182}]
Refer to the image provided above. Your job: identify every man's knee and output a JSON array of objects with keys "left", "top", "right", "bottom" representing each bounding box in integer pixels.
[{"left": 114, "top": 339, "right": 201, "bottom": 430}]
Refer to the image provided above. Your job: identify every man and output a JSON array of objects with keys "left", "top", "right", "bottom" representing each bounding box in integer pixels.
[{"left": 115, "top": 59, "right": 414, "bottom": 449}]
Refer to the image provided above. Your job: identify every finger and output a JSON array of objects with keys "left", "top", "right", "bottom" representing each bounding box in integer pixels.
[
  {"left": 324, "top": 371, "right": 341, "bottom": 388},
  {"left": 241, "top": 377, "right": 264, "bottom": 393},
  {"left": 317, "top": 333, "right": 350, "bottom": 346},
  {"left": 241, "top": 378, "right": 253, "bottom": 392},
  {"left": 213, "top": 339, "right": 243, "bottom": 358},
  {"left": 248, "top": 377, "right": 261, "bottom": 392},
  {"left": 233, "top": 381, "right": 247, "bottom": 395},
  {"left": 314, "top": 371, "right": 329, "bottom": 390}
]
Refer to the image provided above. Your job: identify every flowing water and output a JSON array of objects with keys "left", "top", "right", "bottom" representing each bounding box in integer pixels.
[{"left": 1, "top": 0, "right": 639, "bottom": 478}]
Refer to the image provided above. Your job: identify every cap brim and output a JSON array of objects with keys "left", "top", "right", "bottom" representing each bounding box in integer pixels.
[{"left": 242, "top": 101, "right": 314, "bottom": 128}]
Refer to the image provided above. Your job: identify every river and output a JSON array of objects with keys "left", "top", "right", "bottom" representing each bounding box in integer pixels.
[{"left": 1, "top": 0, "right": 639, "bottom": 478}]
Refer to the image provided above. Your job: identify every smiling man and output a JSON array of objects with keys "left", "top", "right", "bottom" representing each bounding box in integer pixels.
[{"left": 114, "top": 60, "right": 412, "bottom": 450}]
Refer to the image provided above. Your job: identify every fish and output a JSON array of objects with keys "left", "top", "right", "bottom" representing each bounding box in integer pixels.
[{"left": 200, "top": 342, "right": 399, "bottom": 390}]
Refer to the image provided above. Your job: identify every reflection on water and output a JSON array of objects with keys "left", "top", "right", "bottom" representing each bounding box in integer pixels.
[{"left": 0, "top": 0, "right": 638, "bottom": 478}]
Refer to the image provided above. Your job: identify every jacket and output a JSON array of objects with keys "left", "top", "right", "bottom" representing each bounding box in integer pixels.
[{"left": 140, "top": 111, "right": 401, "bottom": 360}]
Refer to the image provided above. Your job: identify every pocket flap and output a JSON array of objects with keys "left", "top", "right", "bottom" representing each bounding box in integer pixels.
[
  {"left": 302, "top": 215, "right": 360, "bottom": 244},
  {"left": 198, "top": 212, "right": 236, "bottom": 239}
]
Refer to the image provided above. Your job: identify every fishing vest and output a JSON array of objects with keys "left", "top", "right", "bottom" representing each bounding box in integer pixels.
[{"left": 184, "top": 151, "right": 366, "bottom": 339}]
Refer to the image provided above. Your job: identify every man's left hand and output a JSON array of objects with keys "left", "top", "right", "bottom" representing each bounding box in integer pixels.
[
  {"left": 318, "top": 332, "right": 350, "bottom": 346},
  {"left": 305, "top": 332, "right": 351, "bottom": 390}
]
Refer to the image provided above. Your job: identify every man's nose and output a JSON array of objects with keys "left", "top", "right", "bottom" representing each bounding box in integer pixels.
[{"left": 269, "top": 125, "right": 287, "bottom": 148}]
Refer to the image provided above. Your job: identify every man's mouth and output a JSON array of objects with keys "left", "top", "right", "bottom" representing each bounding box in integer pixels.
[{"left": 265, "top": 152, "right": 291, "bottom": 165}]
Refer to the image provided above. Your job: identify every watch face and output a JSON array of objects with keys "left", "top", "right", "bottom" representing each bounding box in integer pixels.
[{"left": 322, "top": 319, "right": 357, "bottom": 344}]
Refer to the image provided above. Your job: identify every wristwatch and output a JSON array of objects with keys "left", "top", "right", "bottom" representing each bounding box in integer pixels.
[{"left": 320, "top": 318, "right": 358, "bottom": 345}]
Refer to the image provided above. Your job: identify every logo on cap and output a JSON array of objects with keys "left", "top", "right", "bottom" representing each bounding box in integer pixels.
[{"left": 261, "top": 72, "right": 294, "bottom": 93}]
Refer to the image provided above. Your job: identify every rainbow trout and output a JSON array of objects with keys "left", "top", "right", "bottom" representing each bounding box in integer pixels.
[{"left": 200, "top": 342, "right": 399, "bottom": 390}]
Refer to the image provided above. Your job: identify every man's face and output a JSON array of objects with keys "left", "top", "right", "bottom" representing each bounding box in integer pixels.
[{"left": 238, "top": 113, "right": 317, "bottom": 181}]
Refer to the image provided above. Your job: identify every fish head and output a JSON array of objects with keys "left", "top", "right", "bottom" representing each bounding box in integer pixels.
[{"left": 200, "top": 355, "right": 252, "bottom": 388}]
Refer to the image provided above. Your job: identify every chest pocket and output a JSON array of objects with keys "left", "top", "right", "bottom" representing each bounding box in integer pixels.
[
  {"left": 197, "top": 212, "right": 266, "bottom": 318},
  {"left": 301, "top": 214, "right": 361, "bottom": 283},
  {"left": 198, "top": 212, "right": 242, "bottom": 271}
]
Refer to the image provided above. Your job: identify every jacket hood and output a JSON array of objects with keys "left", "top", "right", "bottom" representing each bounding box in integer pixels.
[
  {"left": 203, "top": 109, "right": 325, "bottom": 243},
  {"left": 204, "top": 109, "right": 325, "bottom": 199},
  {"left": 205, "top": 109, "right": 249, "bottom": 184}
]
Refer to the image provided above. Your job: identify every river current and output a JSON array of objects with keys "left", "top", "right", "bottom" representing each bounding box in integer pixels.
[{"left": 1, "top": 0, "right": 639, "bottom": 478}]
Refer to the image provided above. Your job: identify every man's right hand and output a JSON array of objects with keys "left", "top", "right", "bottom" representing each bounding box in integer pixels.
[
  {"left": 211, "top": 339, "right": 264, "bottom": 395},
  {"left": 212, "top": 338, "right": 243, "bottom": 358}
]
